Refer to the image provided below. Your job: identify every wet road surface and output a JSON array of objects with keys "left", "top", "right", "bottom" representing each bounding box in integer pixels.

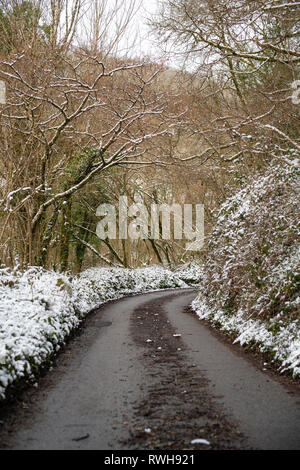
[{"left": 1, "top": 289, "right": 299, "bottom": 450}]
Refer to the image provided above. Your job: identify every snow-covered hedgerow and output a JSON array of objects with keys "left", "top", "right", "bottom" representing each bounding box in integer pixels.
[
  {"left": 73, "top": 263, "right": 200, "bottom": 314},
  {"left": 192, "top": 159, "right": 300, "bottom": 377},
  {"left": 0, "top": 264, "right": 197, "bottom": 401}
]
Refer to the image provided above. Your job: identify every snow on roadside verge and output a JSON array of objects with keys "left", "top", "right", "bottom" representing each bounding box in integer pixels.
[
  {"left": 191, "top": 266, "right": 300, "bottom": 377},
  {"left": 191, "top": 160, "right": 300, "bottom": 379},
  {"left": 0, "top": 264, "right": 199, "bottom": 401},
  {"left": 191, "top": 292, "right": 300, "bottom": 378}
]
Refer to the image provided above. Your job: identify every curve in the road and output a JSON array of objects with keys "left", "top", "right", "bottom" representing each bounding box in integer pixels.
[{"left": 0, "top": 289, "right": 299, "bottom": 450}]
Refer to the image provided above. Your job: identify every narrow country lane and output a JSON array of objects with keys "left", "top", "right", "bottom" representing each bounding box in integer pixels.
[{"left": 0, "top": 289, "right": 299, "bottom": 450}]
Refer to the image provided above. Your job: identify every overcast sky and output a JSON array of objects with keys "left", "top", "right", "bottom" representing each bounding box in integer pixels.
[
  {"left": 132, "top": 1, "right": 184, "bottom": 69},
  {"left": 77, "top": 0, "right": 178, "bottom": 66},
  {"left": 129, "top": 0, "right": 162, "bottom": 60}
]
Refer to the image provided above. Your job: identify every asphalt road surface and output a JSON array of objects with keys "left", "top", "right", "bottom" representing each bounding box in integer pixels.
[{"left": 0, "top": 289, "right": 299, "bottom": 450}]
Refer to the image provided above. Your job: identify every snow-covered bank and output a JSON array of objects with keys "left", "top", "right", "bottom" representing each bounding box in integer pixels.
[
  {"left": 191, "top": 160, "right": 300, "bottom": 377},
  {"left": 0, "top": 264, "right": 200, "bottom": 401},
  {"left": 192, "top": 288, "right": 300, "bottom": 377}
]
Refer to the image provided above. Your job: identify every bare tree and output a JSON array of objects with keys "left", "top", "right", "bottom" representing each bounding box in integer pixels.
[
  {"left": 0, "top": 9, "right": 182, "bottom": 268},
  {"left": 151, "top": 0, "right": 300, "bottom": 167},
  {"left": 79, "top": 0, "right": 142, "bottom": 56},
  {"left": 48, "top": 0, "right": 83, "bottom": 49}
]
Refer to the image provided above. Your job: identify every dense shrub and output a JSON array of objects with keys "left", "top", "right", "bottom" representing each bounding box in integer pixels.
[{"left": 192, "top": 158, "right": 300, "bottom": 376}]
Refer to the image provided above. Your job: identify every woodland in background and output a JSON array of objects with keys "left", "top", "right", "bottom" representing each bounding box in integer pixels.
[{"left": 0, "top": 0, "right": 299, "bottom": 272}]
